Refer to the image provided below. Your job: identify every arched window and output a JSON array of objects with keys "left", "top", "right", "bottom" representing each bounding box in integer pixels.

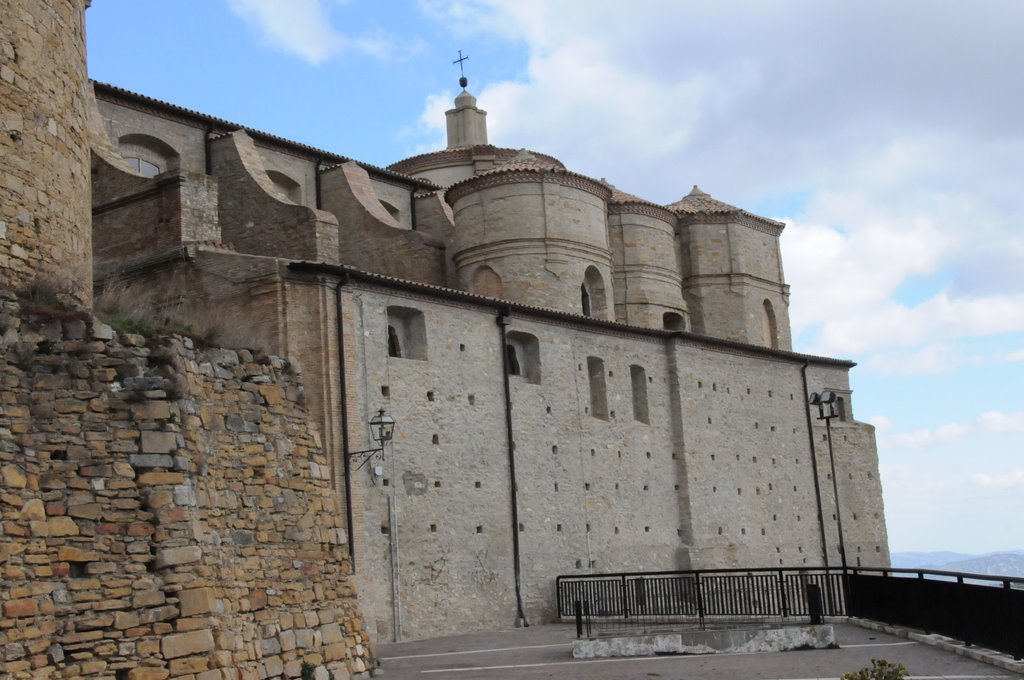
[
  {"left": 266, "top": 170, "right": 302, "bottom": 203},
  {"left": 117, "top": 133, "right": 179, "bottom": 178},
  {"left": 581, "top": 266, "right": 606, "bottom": 318},
  {"left": 762, "top": 299, "right": 779, "bottom": 349},
  {"left": 123, "top": 157, "right": 161, "bottom": 178},
  {"left": 505, "top": 331, "right": 541, "bottom": 383},
  {"left": 472, "top": 266, "right": 504, "bottom": 298},
  {"left": 663, "top": 312, "right": 685, "bottom": 331},
  {"left": 386, "top": 307, "right": 427, "bottom": 360}
]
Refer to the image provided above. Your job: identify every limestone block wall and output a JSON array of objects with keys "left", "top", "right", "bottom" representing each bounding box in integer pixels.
[
  {"left": 677, "top": 346, "right": 825, "bottom": 568},
  {"left": 806, "top": 363, "right": 890, "bottom": 568},
  {"left": 211, "top": 132, "right": 339, "bottom": 264},
  {"left": 0, "top": 293, "right": 372, "bottom": 679},
  {"left": 507, "top": 318, "right": 683, "bottom": 619},
  {"left": 342, "top": 287, "right": 519, "bottom": 641},
  {"left": 0, "top": 0, "right": 92, "bottom": 306},
  {"left": 681, "top": 219, "right": 792, "bottom": 349},
  {"left": 305, "top": 276, "right": 888, "bottom": 641}
]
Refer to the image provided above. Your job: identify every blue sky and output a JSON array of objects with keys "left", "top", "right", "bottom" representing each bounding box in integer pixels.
[{"left": 87, "top": 0, "right": 1024, "bottom": 555}]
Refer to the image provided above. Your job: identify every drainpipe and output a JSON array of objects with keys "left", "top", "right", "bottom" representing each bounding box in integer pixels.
[
  {"left": 801, "top": 361, "right": 829, "bottom": 567},
  {"left": 497, "top": 309, "right": 529, "bottom": 627},
  {"left": 409, "top": 187, "right": 418, "bottom": 231},
  {"left": 315, "top": 157, "right": 324, "bottom": 210},
  {"left": 204, "top": 125, "right": 214, "bottom": 176},
  {"left": 335, "top": 275, "right": 357, "bottom": 567}
]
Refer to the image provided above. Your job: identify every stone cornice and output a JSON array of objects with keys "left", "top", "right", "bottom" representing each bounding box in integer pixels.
[
  {"left": 446, "top": 168, "right": 613, "bottom": 206},
  {"left": 678, "top": 211, "right": 785, "bottom": 237},
  {"left": 608, "top": 201, "right": 678, "bottom": 224}
]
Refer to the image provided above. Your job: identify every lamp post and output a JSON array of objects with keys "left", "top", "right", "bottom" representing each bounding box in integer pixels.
[
  {"left": 808, "top": 391, "right": 847, "bottom": 573},
  {"left": 347, "top": 408, "right": 396, "bottom": 471}
]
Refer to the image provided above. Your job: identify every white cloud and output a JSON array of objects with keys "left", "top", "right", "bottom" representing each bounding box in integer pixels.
[
  {"left": 228, "top": 0, "right": 423, "bottom": 65},
  {"left": 1007, "top": 349, "right": 1024, "bottom": 362},
  {"left": 228, "top": 0, "right": 343, "bottom": 64},
  {"left": 973, "top": 469, "right": 1024, "bottom": 489},
  {"left": 978, "top": 411, "right": 1024, "bottom": 433},
  {"left": 877, "top": 410, "right": 1024, "bottom": 450},
  {"left": 866, "top": 345, "right": 963, "bottom": 375},
  {"left": 413, "top": 0, "right": 1024, "bottom": 371}
]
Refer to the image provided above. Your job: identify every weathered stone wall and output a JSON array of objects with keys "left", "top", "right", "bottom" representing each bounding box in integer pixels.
[
  {"left": 607, "top": 207, "right": 687, "bottom": 328},
  {"left": 1, "top": 0, "right": 92, "bottom": 305},
  {"left": 91, "top": 155, "right": 219, "bottom": 271},
  {"left": 681, "top": 220, "right": 792, "bottom": 349},
  {"left": 286, "top": 277, "right": 887, "bottom": 641},
  {"left": 0, "top": 294, "right": 372, "bottom": 679},
  {"left": 210, "top": 132, "right": 339, "bottom": 264},
  {"left": 450, "top": 178, "right": 615, "bottom": 318},
  {"left": 319, "top": 164, "right": 447, "bottom": 285}
]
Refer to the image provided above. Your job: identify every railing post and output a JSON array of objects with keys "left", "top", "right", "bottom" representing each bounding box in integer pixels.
[
  {"left": 574, "top": 600, "right": 583, "bottom": 639},
  {"left": 779, "top": 569, "right": 789, "bottom": 618},
  {"left": 696, "top": 572, "right": 706, "bottom": 630},
  {"left": 620, "top": 574, "right": 629, "bottom": 620}
]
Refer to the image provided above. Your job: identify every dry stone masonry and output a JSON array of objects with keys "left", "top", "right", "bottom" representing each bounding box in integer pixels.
[{"left": 0, "top": 293, "right": 371, "bottom": 679}]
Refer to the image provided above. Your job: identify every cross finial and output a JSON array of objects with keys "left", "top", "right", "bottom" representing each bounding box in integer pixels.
[{"left": 453, "top": 50, "right": 469, "bottom": 89}]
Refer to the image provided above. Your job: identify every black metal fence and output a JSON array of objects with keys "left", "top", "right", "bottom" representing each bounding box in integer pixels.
[{"left": 556, "top": 566, "right": 1024, "bottom": 660}]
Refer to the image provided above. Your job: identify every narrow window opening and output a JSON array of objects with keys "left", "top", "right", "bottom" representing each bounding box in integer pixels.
[
  {"left": 387, "top": 325, "right": 402, "bottom": 358},
  {"left": 505, "top": 344, "right": 521, "bottom": 376},
  {"left": 587, "top": 356, "right": 609, "bottom": 420},
  {"left": 630, "top": 364, "right": 650, "bottom": 424}
]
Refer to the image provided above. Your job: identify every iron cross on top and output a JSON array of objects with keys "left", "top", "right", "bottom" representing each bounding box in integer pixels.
[
  {"left": 453, "top": 50, "right": 470, "bottom": 89},
  {"left": 453, "top": 50, "right": 469, "bottom": 75}
]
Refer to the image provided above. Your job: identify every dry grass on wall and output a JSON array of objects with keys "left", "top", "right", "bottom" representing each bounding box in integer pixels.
[{"left": 94, "top": 276, "right": 254, "bottom": 349}]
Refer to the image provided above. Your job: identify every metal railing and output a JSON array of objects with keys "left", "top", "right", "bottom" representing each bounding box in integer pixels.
[{"left": 556, "top": 565, "right": 1024, "bottom": 660}]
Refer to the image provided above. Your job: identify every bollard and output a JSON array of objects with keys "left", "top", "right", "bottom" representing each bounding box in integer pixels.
[{"left": 806, "top": 583, "right": 823, "bottom": 625}]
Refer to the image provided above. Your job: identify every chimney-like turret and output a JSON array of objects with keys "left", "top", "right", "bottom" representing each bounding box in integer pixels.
[{"left": 445, "top": 90, "right": 488, "bottom": 149}]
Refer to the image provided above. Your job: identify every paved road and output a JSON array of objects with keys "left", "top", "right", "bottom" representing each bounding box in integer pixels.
[{"left": 377, "top": 622, "right": 1021, "bottom": 680}]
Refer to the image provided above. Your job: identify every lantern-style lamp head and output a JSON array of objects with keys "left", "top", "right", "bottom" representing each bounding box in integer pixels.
[{"left": 370, "top": 409, "right": 395, "bottom": 446}]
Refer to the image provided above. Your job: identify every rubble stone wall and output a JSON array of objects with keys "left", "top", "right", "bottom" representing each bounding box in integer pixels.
[
  {"left": 0, "top": 294, "right": 371, "bottom": 679},
  {"left": 0, "top": 0, "right": 92, "bottom": 305}
]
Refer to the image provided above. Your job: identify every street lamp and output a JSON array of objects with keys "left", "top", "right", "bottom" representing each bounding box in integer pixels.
[
  {"left": 808, "top": 391, "right": 847, "bottom": 573},
  {"left": 348, "top": 408, "right": 396, "bottom": 470}
]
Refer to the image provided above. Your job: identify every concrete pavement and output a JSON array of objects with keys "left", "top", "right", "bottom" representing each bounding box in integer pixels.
[{"left": 377, "top": 622, "right": 1022, "bottom": 680}]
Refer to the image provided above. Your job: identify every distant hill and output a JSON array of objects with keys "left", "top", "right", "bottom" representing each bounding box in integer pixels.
[{"left": 891, "top": 550, "right": 1024, "bottom": 578}]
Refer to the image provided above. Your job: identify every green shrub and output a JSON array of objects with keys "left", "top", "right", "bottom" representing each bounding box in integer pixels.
[{"left": 840, "top": 658, "right": 908, "bottom": 680}]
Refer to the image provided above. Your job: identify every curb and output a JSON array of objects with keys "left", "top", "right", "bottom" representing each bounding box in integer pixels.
[{"left": 848, "top": 617, "right": 1024, "bottom": 675}]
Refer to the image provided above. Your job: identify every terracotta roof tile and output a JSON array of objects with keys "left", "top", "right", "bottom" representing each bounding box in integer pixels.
[
  {"left": 667, "top": 185, "right": 785, "bottom": 229},
  {"left": 92, "top": 81, "right": 439, "bottom": 190}
]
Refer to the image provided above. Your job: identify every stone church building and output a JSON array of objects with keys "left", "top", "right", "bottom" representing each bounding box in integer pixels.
[
  {"left": 1, "top": 0, "right": 888, "bottom": 654},
  {"left": 86, "top": 79, "right": 889, "bottom": 641}
]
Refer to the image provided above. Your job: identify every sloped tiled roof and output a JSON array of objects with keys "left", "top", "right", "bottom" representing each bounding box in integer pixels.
[
  {"left": 668, "top": 185, "right": 785, "bottom": 230},
  {"left": 92, "top": 81, "right": 440, "bottom": 190},
  {"left": 388, "top": 145, "right": 566, "bottom": 176},
  {"left": 286, "top": 259, "right": 855, "bottom": 368}
]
